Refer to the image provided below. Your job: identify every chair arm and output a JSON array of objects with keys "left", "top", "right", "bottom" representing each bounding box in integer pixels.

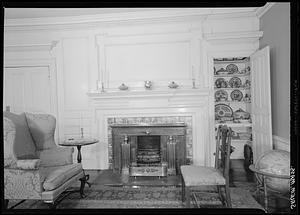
[
  {"left": 16, "top": 159, "right": 41, "bottom": 170},
  {"left": 37, "top": 147, "right": 74, "bottom": 167},
  {"left": 4, "top": 168, "right": 43, "bottom": 199}
]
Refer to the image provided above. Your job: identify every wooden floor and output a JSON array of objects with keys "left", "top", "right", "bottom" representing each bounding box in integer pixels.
[{"left": 83, "top": 159, "right": 290, "bottom": 213}]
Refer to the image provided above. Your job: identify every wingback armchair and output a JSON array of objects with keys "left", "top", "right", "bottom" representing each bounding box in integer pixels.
[{"left": 3, "top": 111, "right": 86, "bottom": 209}]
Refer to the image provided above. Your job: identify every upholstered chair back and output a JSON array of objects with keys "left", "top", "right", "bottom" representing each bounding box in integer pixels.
[
  {"left": 25, "top": 113, "right": 57, "bottom": 150},
  {"left": 3, "top": 112, "right": 37, "bottom": 159},
  {"left": 4, "top": 117, "right": 17, "bottom": 167}
]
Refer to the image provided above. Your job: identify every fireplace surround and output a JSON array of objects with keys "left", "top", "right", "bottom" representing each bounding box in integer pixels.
[
  {"left": 110, "top": 123, "right": 187, "bottom": 176},
  {"left": 87, "top": 88, "right": 213, "bottom": 170}
]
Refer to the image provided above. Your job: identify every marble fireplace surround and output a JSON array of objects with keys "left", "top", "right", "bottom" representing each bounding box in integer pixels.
[{"left": 88, "top": 89, "right": 214, "bottom": 169}]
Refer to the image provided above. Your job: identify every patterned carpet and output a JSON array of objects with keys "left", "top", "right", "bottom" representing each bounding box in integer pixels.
[{"left": 7, "top": 185, "right": 265, "bottom": 210}]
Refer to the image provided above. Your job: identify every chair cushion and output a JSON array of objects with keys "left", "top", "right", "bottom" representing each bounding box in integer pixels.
[
  {"left": 16, "top": 159, "right": 40, "bottom": 170},
  {"left": 3, "top": 112, "right": 37, "bottom": 159},
  {"left": 40, "top": 163, "right": 82, "bottom": 191},
  {"left": 181, "top": 165, "right": 226, "bottom": 186},
  {"left": 25, "top": 113, "right": 57, "bottom": 150}
]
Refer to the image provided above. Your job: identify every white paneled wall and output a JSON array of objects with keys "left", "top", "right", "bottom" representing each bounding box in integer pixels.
[
  {"left": 62, "top": 37, "right": 90, "bottom": 110},
  {"left": 4, "top": 9, "right": 262, "bottom": 169}
]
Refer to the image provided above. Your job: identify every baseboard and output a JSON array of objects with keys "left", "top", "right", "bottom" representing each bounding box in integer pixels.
[{"left": 272, "top": 135, "right": 290, "bottom": 152}]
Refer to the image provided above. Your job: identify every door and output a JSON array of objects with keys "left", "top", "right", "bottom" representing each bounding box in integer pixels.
[
  {"left": 4, "top": 66, "right": 52, "bottom": 114},
  {"left": 250, "top": 46, "right": 273, "bottom": 162}
]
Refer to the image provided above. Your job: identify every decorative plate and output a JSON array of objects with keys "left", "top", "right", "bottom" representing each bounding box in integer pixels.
[
  {"left": 228, "top": 77, "right": 242, "bottom": 88},
  {"left": 215, "top": 104, "right": 233, "bottom": 119},
  {"left": 226, "top": 64, "right": 239, "bottom": 74},
  {"left": 215, "top": 78, "right": 228, "bottom": 88},
  {"left": 216, "top": 68, "right": 228, "bottom": 75},
  {"left": 215, "top": 90, "right": 228, "bottom": 102},
  {"left": 230, "top": 89, "right": 243, "bottom": 101}
]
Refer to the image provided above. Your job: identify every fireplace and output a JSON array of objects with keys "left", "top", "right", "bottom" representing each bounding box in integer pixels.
[
  {"left": 110, "top": 123, "right": 187, "bottom": 177},
  {"left": 136, "top": 136, "right": 161, "bottom": 165}
]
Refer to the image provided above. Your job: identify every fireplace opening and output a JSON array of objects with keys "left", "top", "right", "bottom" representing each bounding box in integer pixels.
[
  {"left": 111, "top": 123, "right": 187, "bottom": 177},
  {"left": 136, "top": 136, "right": 161, "bottom": 166}
]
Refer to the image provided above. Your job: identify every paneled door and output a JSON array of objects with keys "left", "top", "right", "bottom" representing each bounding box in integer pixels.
[
  {"left": 251, "top": 46, "right": 273, "bottom": 162},
  {"left": 4, "top": 66, "right": 52, "bottom": 114}
]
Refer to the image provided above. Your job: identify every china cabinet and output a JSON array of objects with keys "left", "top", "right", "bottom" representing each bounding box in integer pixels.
[{"left": 213, "top": 46, "right": 273, "bottom": 163}]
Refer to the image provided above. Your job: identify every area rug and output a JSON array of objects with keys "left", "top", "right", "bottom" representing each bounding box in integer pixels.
[{"left": 7, "top": 185, "right": 265, "bottom": 210}]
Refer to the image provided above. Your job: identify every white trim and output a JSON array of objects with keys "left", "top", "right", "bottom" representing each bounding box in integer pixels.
[
  {"left": 4, "top": 8, "right": 258, "bottom": 31},
  {"left": 272, "top": 135, "right": 290, "bottom": 152},
  {"left": 204, "top": 31, "right": 263, "bottom": 42},
  {"left": 255, "top": 3, "right": 276, "bottom": 18}
]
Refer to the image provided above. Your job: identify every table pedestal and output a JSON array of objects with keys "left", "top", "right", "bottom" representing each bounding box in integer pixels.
[{"left": 76, "top": 145, "right": 91, "bottom": 187}]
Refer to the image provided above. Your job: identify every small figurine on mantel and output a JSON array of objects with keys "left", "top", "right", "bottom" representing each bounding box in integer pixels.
[{"left": 144, "top": 81, "right": 152, "bottom": 90}]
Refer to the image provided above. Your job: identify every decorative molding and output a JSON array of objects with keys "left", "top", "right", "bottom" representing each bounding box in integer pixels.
[
  {"left": 204, "top": 31, "right": 263, "bottom": 43},
  {"left": 255, "top": 3, "right": 276, "bottom": 18},
  {"left": 273, "top": 135, "right": 290, "bottom": 152},
  {"left": 5, "top": 43, "right": 55, "bottom": 52},
  {"left": 4, "top": 8, "right": 259, "bottom": 32}
]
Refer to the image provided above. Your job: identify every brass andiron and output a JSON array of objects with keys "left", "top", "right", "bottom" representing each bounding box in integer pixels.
[
  {"left": 167, "top": 135, "right": 176, "bottom": 175},
  {"left": 121, "top": 135, "right": 130, "bottom": 174}
]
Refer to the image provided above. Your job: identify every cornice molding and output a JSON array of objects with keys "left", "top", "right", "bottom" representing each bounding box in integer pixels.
[
  {"left": 4, "top": 8, "right": 258, "bottom": 32},
  {"left": 204, "top": 31, "right": 263, "bottom": 42},
  {"left": 255, "top": 2, "right": 276, "bottom": 18}
]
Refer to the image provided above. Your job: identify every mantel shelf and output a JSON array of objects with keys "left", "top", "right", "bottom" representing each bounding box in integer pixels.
[{"left": 87, "top": 88, "right": 209, "bottom": 100}]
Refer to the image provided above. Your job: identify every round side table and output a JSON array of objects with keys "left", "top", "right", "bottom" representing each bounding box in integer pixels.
[{"left": 59, "top": 137, "right": 99, "bottom": 187}]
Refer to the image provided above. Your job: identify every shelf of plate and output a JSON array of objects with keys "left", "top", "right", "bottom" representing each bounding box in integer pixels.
[
  {"left": 215, "top": 101, "right": 251, "bottom": 104},
  {"left": 214, "top": 73, "right": 250, "bottom": 78},
  {"left": 214, "top": 87, "right": 250, "bottom": 90},
  {"left": 213, "top": 58, "right": 250, "bottom": 64},
  {"left": 215, "top": 122, "right": 252, "bottom": 128}
]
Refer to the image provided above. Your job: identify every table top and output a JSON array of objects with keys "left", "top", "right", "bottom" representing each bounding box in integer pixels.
[{"left": 59, "top": 137, "right": 99, "bottom": 146}]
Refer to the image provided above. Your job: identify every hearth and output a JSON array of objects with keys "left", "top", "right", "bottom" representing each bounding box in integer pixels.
[{"left": 110, "top": 123, "right": 186, "bottom": 177}]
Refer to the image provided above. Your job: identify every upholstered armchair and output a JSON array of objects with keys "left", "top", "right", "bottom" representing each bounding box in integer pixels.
[{"left": 4, "top": 112, "right": 86, "bottom": 209}]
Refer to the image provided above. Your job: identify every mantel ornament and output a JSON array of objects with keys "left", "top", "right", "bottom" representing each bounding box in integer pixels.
[
  {"left": 168, "top": 81, "right": 179, "bottom": 89},
  {"left": 119, "top": 83, "right": 129, "bottom": 91},
  {"left": 144, "top": 81, "right": 152, "bottom": 90}
]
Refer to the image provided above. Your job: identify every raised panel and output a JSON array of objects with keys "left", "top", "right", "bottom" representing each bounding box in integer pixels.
[
  {"left": 4, "top": 66, "right": 51, "bottom": 114},
  {"left": 251, "top": 46, "right": 272, "bottom": 162},
  {"left": 62, "top": 37, "right": 89, "bottom": 110},
  {"left": 106, "top": 41, "right": 190, "bottom": 86},
  {"left": 29, "top": 70, "right": 51, "bottom": 113},
  {"left": 4, "top": 70, "right": 26, "bottom": 113}
]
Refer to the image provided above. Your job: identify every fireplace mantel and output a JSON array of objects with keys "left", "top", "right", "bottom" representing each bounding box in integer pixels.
[
  {"left": 87, "top": 87, "right": 214, "bottom": 169},
  {"left": 87, "top": 88, "right": 209, "bottom": 100},
  {"left": 87, "top": 88, "right": 210, "bottom": 109}
]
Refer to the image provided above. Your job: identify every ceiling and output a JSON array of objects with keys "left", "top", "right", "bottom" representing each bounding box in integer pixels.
[{"left": 4, "top": 7, "right": 261, "bottom": 20}]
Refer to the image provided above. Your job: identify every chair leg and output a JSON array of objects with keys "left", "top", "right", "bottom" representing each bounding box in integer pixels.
[
  {"left": 4, "top": 199, "right": 9, "bottom": 209},
  {"left": 217, "top": 186, "right": 225, "bottom": 206},
  {"left": 181, "top": 174, "right": 185, "bottom": 202},
  {"left": 79, "top": 177, "right": 86, "bottom": 198},
  {"left": 45, "top": 201, "right": 57, "bottom": 209},
  {"left": 225, "top": 183, "right": 232, "bottom": 208},
  {"left": 185, "top": 186, "right": 190, "bottom": 208}
]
